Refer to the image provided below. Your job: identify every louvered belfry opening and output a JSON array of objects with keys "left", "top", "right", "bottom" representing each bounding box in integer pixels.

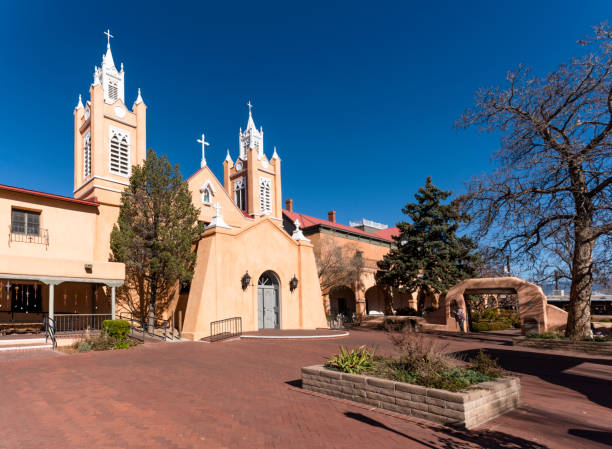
[{"left": 110, "top": 134, "right": 129, "bottom": 176}]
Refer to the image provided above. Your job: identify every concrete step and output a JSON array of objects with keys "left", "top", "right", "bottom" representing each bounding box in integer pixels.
[
  {"left": 0, "top": 337, "right": 47, "bottom": 347},
  {"left": 0, "top": 343, "right": 53, "bottom": 352}
]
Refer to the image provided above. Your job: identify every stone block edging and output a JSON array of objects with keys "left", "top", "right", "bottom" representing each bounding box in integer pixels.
[
  {"left": 512, "top": 336, "right": 612, "bottom": 356},
  {"left": 301, "top": 365, "right": 520, "bottom": 429}
]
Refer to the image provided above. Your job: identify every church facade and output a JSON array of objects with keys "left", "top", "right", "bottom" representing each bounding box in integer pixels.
[{"left": 0, "top": 34, "right": 327, "bottom": 339}]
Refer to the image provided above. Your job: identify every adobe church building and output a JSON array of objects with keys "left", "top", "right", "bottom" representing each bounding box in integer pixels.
[{"left": 0, "top": 34, "right": 327, "bottom": 339}]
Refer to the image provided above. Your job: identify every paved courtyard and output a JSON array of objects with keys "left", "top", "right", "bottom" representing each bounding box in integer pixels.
[{"left": 0, "top": 329, "right": 611, "bottom": 449}]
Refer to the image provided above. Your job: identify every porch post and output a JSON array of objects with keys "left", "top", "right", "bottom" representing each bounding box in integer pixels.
[
  {"left": 111, "top": 286, "right": 116, "bottom": 320},
  {"left": 48, "top": 283, "right": 55, "bottom": 321}
]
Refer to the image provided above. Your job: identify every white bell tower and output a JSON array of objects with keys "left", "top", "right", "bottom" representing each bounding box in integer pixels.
[
  {"left": 239, "top": 101, "right": 264, "bottom": 159},
  {"left": 93, "top": 29, "right": 125, "bottom": 104}
]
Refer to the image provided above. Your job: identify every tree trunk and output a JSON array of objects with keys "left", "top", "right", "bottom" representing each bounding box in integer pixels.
[
  {"left": 565, "top": 225, "right": 594, "bottom": 339},
  {"left": 148, "top": 277, "right": 157, "bottom": 333}
]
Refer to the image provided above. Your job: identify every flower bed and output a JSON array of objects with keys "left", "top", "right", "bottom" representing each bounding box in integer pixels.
[{"left": 301, "top": 365, "right": 520, "bottom": 429}]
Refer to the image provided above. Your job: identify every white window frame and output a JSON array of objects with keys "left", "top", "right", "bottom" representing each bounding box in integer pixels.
[
  {"left": 83, "top": 131, "right": 91, "bottom": 179},
  {"left": 259, "top": 176, "right": 272, "bottom": 214},
  {"left": 200, "top": 180, "right": 216, "bottom": 206},
  {"left": 109, "top": 126, "right": 131, "bottom": 177},
  {"left": 234, "top": 177, "right": 247, "bottom": 211}
]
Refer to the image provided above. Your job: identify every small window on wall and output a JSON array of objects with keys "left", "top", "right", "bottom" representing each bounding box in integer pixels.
[
  {"left": 11, "top": 209, "right": 40, "bottom": 236},
  {"left": 234, "top": 178, "right": 247, "bottom": 212}
]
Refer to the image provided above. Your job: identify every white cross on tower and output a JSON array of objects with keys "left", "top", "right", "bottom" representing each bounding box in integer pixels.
[
  {"left": 104, "top": 29, "right": 114, "bottom": 47},
  {"left": 197, "top": 133, "right": 210, "bottom": 168},
  {"left": 247, "top": 101, "right": 253, "bottom": 115}
]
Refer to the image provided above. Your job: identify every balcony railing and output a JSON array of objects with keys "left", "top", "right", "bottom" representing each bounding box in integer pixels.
[{"left": 9, "top": 226, "right": 49, "bottom": 248}]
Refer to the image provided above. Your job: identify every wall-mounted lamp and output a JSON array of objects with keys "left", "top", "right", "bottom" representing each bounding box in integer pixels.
[
  {"left": 84, "top": 264, "right": 93, "bottom": 273},
  {"left": 241, "top": 271, "right": 251, "bottom": 290},
  {"left": 290, "top": 275, "right": 299, "bottom": 292}
]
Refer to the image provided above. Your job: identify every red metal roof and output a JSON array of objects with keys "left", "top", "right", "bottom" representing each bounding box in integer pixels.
[
  {"left": 373, "top": 227, "right": 400, "bottom": 240},
  {"left": 0, "top": 184, "right": 99, "bottom": 207},
  {"left": 283, "top": 209, "right": 398, "bottom": 242}
]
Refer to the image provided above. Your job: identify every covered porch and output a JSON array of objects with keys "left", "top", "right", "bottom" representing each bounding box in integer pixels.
[{"left": 0, "top": 274, "right": 122, "bottom": 336}]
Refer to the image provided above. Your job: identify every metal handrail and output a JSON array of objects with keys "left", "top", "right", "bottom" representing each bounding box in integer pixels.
[
  {"left": 53, "top": 313, "right": 112, "bottom": 334},
  {"left": 43, "top": 315, "right": 56, "bottom": 350},
  {"left": 118, "top": 311, "right": 180, "bottom": 342},
  {"left": 210, "top": 317, "right": 242, "bottom": 342}
]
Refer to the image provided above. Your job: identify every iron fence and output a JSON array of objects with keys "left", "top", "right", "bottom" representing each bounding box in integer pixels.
[
  {"left": 54, "top": 314, "right": 112, "bottom": 334},
  {"left": 210, "top": 317, "right": 242, "bottom": 342},
  {"left": 9, "top": 226, "right": 49, "bottom": 248}
]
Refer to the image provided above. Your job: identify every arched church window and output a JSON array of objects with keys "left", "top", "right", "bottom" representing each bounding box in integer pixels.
[
  {"left": 83, "top": 132, "right": 91, "bottom": 179},
  {"left": 109, "top": 127, "right": 130, "bottom": 177},
  {"left": 259, "top": 177, "right": 272, "bottom": 214},
  {"left": 234, "top": 178, "right": 247, "bottom": 212},
  {"left": 200, "top": 181, "right": 215, "bottom": 206}
]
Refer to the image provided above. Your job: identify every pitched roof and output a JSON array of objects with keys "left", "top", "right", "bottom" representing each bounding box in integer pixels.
[
  {"left": 283, "top": 209, "right": 398, "bottom": 243},
  {"left": 0, "top": 184, "right": 99, "bottom": 207}
]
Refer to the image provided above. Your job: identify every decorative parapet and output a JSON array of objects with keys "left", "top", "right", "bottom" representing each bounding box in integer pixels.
[{"left": 301, "top": 365, "right": 520, "bottom": 429}]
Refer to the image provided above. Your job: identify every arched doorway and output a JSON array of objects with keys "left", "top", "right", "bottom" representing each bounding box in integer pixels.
[
  {"left": 365, "top": 286, "right": 386, "bottom": 315},
  {"left": 258, "top": 271, "right": 280, "bottom": 329},
  {"left": 329, "top": 286, "right": 356, "bottom": 318}
]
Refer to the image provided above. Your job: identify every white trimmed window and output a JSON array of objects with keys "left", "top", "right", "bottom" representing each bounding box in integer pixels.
[
  {"left": 109, "top": 127, "right": 130, "bottom": 177},
  {"left": 83, "top": 131, "right": 91, "bottom": 179},
  {"left": 259, "top": 177, "right": 272, "bottom": 214},
  {"left": 200, "top": 180, "right": 215, "bottom": 206},
  {"left": 234, "top": 178, "right": 247, "bottom": 211}
]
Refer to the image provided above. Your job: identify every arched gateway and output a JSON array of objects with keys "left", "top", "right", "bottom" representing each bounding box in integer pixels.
[
  {"left": 258, "top": 271, "right": 280, "bottom": 329},
  {"left": 430, "top": 277, "right": 568, "bottom": 334}
]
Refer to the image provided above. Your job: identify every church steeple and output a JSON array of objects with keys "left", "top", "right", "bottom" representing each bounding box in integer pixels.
[
  {"left": 93, "top": 29, "right": 125, "bottom": 104},
  {"left": 239, "top": 101, "right": 264, "bottom": 159}
]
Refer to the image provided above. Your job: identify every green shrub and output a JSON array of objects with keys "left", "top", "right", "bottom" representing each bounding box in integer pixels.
[
  {"left": 470, "top": 350, "right": 503, "bottom": 378},
  {"left": 327, "top": 345, "right": 375, "bottom": 374},
  {"left": 471, "top": 321, "right": 512, "bottom": 332},
  {"left": 526, "top": 331, "right": 562, "bottom": 339},
  {"left": 102, "top": 319, "right": 131, "bottom": 340},
  {"left": 74, "top": 340, "right": 92, "bottom": 352}
]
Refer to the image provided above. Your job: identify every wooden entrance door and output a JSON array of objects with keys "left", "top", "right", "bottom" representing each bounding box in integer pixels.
[{"left": 257, "top": 271, "right": 280, "bottom": 329}]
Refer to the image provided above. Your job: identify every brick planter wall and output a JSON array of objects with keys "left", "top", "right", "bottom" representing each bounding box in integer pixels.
[
  {"left": 301, "top": 365, "right": 520, "bottom": 429},
  {"left": 513, "top": 336, "right": 612, "bottom": 356}
]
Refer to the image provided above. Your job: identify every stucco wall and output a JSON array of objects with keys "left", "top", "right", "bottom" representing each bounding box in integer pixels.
[{"left": 181, "top": 218, "right": 327, "bottom": 340}]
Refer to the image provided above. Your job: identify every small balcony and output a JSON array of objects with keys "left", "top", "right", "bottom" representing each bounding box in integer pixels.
[{"left": 8, "top": 226, "right": 49, "bottom": 248}]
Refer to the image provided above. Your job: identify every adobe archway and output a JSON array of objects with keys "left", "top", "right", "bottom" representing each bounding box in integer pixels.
[
  {"left": 328, "top": 285, "right": 356, "bottom": 317},
  {"left": 436, "top": 277, "right": 568, "bottom": 334}
]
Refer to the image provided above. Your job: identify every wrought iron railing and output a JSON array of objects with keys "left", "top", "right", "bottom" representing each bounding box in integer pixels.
[
  {"left": 43, "top": 315, "right": 56, "bottom": 349},
  {"left": 8, "top": 226, "right": 49, "bottom": 248},
  {"left": 53, "top": 314, "right": 112, "bottom": 334},
  {"left": 118, "top": 312, "right": 181, "bottom": 342},
  {"left": 210, "top": 317, "right": 242, "bottom": 342}
]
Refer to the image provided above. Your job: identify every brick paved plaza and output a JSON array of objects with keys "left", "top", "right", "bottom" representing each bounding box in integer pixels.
[{"left": 0, "top": 329, "right": 611, "bottom": 449}]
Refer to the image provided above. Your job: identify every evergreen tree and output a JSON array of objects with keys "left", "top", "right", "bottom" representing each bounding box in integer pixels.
[
  {"left": 376, "top": 177, "right": 478, "bottom": 312},
  {"left": 110, "top": 149, "right": 203, "bottom": 329}
]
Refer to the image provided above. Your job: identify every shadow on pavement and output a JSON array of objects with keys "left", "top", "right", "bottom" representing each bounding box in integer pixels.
[
  {"left": 454, "top": 348, "right": 612, "bottom": 410},
  {"left": 567, "top": 428, "right": 612, "bottom": 446},
  {"left": 345, "top": 411, "right": 550, "bottom": 449}
]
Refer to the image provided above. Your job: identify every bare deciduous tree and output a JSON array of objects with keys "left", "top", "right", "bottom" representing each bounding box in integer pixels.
[
  {"left": 313, "top": 239, "right": 364, "bottom": 294},
  {"left": 456, "top": 24, "right": 612, "bottom": 339}
]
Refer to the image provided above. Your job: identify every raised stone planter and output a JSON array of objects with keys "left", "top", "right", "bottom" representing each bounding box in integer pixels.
[
  {"left": 301, "top": 365, "right": 520, "bottom": 429},
  {"left": 513, "top": 336, "right": 612, "bottom": 356}
]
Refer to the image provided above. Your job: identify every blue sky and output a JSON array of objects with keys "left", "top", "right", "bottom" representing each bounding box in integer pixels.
[{"left": 0, "top": 1, "right": 609, "bottom": 227}]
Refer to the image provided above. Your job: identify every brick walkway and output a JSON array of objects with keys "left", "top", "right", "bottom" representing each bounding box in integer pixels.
[{"left": 0, "top": 329, "right": 610, "bottom": 449}]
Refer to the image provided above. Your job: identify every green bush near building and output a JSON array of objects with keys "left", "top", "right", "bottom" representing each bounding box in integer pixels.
[{"left": 470, "top": 308, "right": 521, "bottom": 332}]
